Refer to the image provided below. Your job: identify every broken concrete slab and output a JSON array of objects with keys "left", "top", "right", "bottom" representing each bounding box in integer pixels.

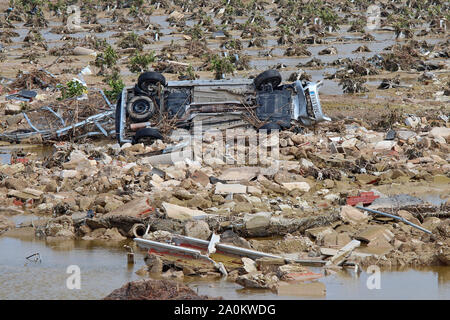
[
  {"left": 281, "top": 182, "right": 310, "bottom": 192},
  {"left": 242, "top": 257, "right": 257, "bottom": 273},
  {"left": 105, "top": 197, "right": 154, "bottom": 218},
  {"left": 354, "top": 225, "right": 394, "bottom": 244},
  {"left": 368, "top": 194, "right": 424, "bottom": 210},
  {"left": 326, "top": 239, "right": 361, "bottom": 266},
  {"left": 214, "top": 183, "right": 247, "bottom": 195},
  {"left": 305, "top": 226, "right": 334, "bottom": 240},
  {"left": 340, "top": 205, "right": 369, "bottom": 224},
  {"left": 244, "top": 212, "right": 272, "bottom": 235},
  {"left": 184, "top": 220, "right": 211, "bottom": 240},
  {"left": 218, "top": 167, "right": 260, "bottom": 181},
  {"left": 162, "top": 202, "right": 207, "bottom": 221},
  {"left": 236, "top": 272, "right": 278, "bottom": 290}
]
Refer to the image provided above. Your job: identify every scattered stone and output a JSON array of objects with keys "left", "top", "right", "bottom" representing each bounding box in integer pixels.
[{"left": 184, "top": 220, "right": 211, "bottom": 240}]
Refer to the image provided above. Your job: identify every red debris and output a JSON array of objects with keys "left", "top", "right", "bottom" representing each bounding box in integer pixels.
[
  {"left": 13, "top": 199, "right": 24, "bottom": 206},
  {"left": 12, "top": 158, "right": 29, "bottom": 164},
  {"left": 346, "top": 191, "right": 379, "bottom": 206}
]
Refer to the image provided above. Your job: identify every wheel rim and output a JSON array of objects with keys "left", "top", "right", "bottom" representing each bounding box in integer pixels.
[{"left": 132, "top": 100, "right": 150, "bottom": 114}]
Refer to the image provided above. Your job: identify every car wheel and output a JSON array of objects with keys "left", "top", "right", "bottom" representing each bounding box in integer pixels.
[
  {"left": 137, "top": 71, "right": 166, "bottom": 92},
  {"left": 132, "top": 128, "right": 164, "bottom": 144},
  {"left": 126, "top": 96, "right": 155, "bottom": 122},
  {"left": 253, "top": 70, "right": 282, "bottom": 90}
]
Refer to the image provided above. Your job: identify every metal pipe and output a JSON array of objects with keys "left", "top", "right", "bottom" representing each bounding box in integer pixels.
[
  {"left": 356, "top": 206, "right": 432, "bottom": 234},
  {"left": 172, "top": 235, "right": 326, "bottom": 266}
]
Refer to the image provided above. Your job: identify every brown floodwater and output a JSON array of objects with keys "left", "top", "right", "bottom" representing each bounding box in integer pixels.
[{"left": 0, "top": 230, "right": 449, "bottom": 300}]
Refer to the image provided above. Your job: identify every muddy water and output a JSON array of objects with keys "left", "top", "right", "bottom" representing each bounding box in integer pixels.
[
  {"left": 1, "top": 232, "right": 449, "bottom": 300},
  {"left": 0, "top": 144, "right": 53, "bottom": 165}
]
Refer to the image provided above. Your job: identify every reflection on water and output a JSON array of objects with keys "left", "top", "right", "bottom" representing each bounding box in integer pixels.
[{"left": 0, "top": 233, "right": 449, "bottom": 300}]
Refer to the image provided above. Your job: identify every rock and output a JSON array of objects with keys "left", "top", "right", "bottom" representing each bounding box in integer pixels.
[
  {"left": 422, "top": 217, "right": 441, "bottom": 232},
  {"left": 173, "top": 189, "right": 193, "bottom": 200},
  {"left": 102, "top": 228, "right": 127, "bottom": 241},
  {"left": 4, "top": 103, "right": 22, "bottom": 115},
  {"left": 104, "top": 199, "right": 124, "bottom": 213},
  {"left": 397, "top": 130, "right": 416, "bottom": 140},
  {"left": 247, "top": 186, "right": 262, "bottom": 195},
  {"left": 105, "top": 197, "right": 153, "bottom": 218},
  {"left": 281, "top": 182, "right": 310, "bottom": 192},
  {"left": 299, "top": 158, "right": 314, "bottom": 168},
  {"left": 0, "top": 216, "right": 14, "bottom": 234},
  {"left": 161, "top": 270, "right": 184, "bottom": 280},
  {"left": 218, "top": 167, "right": 260, "bottom": 181},
  {"left": 135, "top": 266, "right": 150, "bottom": 277},
  {"left": 45, "top": 215, "right": 74, "bottom": 238},
  {"left": 342, "top": 138, "right": 358, "bottom": 148},
  {"left": 184, "top": 220, "right": 211, "bottom": 240},
  {"left": 60, "top": 170, "right": 79, "bottom": 179},
  {"left": 190, "top": 170, "right": 210, "bottom": 186},
  {"left": 437, "top": 246, "right": 450, "bottom": 265},
  {"left": 73, "top": 46, "right": 96, "bottom": 56},
  {"left": 7, "top": 189, "right": 41, "bottom": 200},
  {"left": 340, "top": 206, "right": 368, "bottom": 224},
  {"left": 103, "top": 279, "right": 215, "bottom": 300},
  {"left": 162, "top": 202, "right": 207, "bottom": 221},
  {"left": 255, "top": 257, "right": 286, "bottom": 273},
  {"left": 215, "top": 183, "right": 247, "bottom": 194},
  {"left": 244, "top": 212, "right": 271, "bottom": 235},
  {"left": 63, "top": 150, "right": 93, "bottom": 170},
  {"left": 355, "top": 226, "right": 394, "bottom": 244},
  {"left": 4, "top": 177, "right": 28, "bottom": 190},
  {"left": 305, "top": 226, "right": 334, "bottom": 240},
  {"left": 144, "top": 253, "right": 163, "bottom": 273},
  {"left": 429, "top": 127, "right": 450, "bottom": 140},
  {"left": 242, "top": 257, "right": 257, "bottom": 273},
  {"left": 277, "top": 264, "right": 321, "bottom": 281},
  {"left": 236, "top": 272, "right": 278, "bottom": 290},
  {"left": 374, "top": 140, "right": 396, "bottom": 150},
  {"left": 321, "top": 232, "right": 351, "bottom": 247},
  {"left": 397, "top": 210, "right": 421, "bottom": 226}
]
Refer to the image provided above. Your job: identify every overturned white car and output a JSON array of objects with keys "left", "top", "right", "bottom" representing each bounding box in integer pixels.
[{"left": 115, "top": 69, "right": 330, "bottom": 144}]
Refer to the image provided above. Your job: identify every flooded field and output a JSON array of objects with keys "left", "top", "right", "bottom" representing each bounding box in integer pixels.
[{"left": 1, "top": 232, "right": 449, "bottom": 300}]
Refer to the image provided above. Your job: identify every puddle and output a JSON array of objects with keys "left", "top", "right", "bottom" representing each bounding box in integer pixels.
[
  {"left": 0, "top": 233, "right": 449, "bottom": 299},
  {"left": 0, "top": 144, "right": 53, "bottom": 165}
]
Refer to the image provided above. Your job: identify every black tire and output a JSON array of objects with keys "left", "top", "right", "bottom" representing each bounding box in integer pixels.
[
  {"left": 133, "top": 83, "right": 147, "bottom": 96},
  {"left": 132, "top": 128, "right": 164, "bottom": 144},
  {"left": 137, "top": 71, "right": 166, "bottom": 92},
  {"left": 126, "top": 96, "right": 155, "bottom": 122},
  {"left": 253, "top": 70, "right": 282, "bottom": 90}
]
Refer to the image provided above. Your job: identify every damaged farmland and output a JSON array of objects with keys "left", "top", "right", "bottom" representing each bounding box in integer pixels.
[{"left": 0, "top": 0, "right": 449, "bottom": 301}]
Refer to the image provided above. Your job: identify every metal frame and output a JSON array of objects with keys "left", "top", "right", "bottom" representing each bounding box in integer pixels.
[{"left": 0, "top": 89, "right": 114, "bottom": 142}]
